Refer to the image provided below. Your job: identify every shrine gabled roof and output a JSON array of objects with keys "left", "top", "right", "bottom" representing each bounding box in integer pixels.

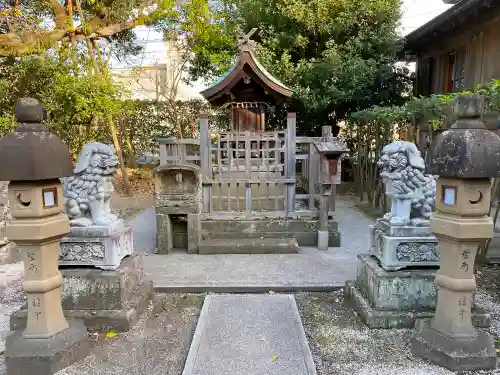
[{"left": 200, "top": 48, "right": 293, "bottom": 103}]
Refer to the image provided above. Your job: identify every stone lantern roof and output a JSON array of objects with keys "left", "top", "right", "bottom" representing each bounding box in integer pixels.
[
  {"left": 0, "top": 98, "right": 73, "bottom": 181},
  {"left": 427, "top": 94, "right": 500, "bottom": 179}
]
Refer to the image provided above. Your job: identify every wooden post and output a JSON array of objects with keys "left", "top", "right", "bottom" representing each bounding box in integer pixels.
[
  {"left": 286, "top": 113, "right": 297, "bottom": 215},
  {"left": 199, "top": 113, "right": 212, "bottom": 213},
  {"left": 322, "top": 125, "right": 336, "bottom": 212},
  {"left": 244, "top": 131, "right": 252, "bottom": 214},
  {"left": 318, "top": 183, "right": 331, "bottom": 250},
  {"left": 308, "top": 143, "right": 316, "bottom": 210}
]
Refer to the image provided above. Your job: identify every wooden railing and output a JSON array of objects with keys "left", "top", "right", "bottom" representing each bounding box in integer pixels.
[{"left": 157, "top": 120, "right": 337, "bottom": 215}]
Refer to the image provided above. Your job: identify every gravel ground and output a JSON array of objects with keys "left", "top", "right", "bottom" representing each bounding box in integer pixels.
[
  {"left": 296, "top": 289, "right": 500, "bottom": 375},
  {"left": 57, "top": 293, "right": 204, "bottom": 375}
]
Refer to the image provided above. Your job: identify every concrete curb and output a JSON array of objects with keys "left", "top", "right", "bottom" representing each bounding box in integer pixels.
[
  {"left": 288, "top": 294, "right": 318, "bottom": 375},
  {"left": 181, "top": 294, "right": 213, "bottom": 375},
  {"left": 154, "top": 284, "right": 344, "bottom": 293}
]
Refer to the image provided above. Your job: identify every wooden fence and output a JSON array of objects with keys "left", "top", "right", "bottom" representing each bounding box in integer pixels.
[{"left": 158, "top": 118, "right": 335, "bottom": 216}]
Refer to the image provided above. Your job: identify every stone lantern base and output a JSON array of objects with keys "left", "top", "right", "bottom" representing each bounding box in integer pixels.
[
  {"left": 411, "top": 319, "right": 496, "bottom": 371},
  {"left": 5, "top": 319, "right": 90, "bottom": 375},
  {"left": 11, "top": 254, "right": 153, "bottom": 333},
  {"left": 344, "top": 254, "right": 491, "bottom": 329}
]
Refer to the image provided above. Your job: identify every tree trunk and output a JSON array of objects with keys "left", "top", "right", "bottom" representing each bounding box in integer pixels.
[{"left": 109, "top": 114, "right": 133, "bottom": 196}]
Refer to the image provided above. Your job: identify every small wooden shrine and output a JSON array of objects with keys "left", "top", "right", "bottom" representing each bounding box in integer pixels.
[{"left": 200, "top": 28, "right": 293, "bottom": 132}]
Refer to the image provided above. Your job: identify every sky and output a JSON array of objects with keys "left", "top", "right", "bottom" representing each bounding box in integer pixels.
[
  {"left": 109, "top": 0, "right": 455, "bottom": 94},
  {"left": 399, "top": 0, "right": 453, "bottom": 36}
]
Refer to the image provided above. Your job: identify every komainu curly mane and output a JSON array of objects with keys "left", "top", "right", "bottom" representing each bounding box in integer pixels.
[
  {"left": 378, "top": 141, "right": 436, "bottom": 222},
  {"left": 62, "top": 142, "right": 119, "bottom": 226}
]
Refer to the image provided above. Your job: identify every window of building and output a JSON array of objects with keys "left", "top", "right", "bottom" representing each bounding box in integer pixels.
[{"left": 444, "top": 47, "right": 466, "bottom": 93}]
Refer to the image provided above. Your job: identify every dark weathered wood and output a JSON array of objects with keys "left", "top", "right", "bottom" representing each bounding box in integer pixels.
[
  {"left": 286, "top": 113, "right": 297, "bottom": 215},
  {"left": 199, "top": 115, "right": 212, "bottom": 213},
  {"left": 414, "top": 13, "right": 500, "bottom": 95}
]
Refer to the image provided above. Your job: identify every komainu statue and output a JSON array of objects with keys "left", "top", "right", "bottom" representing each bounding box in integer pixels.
[
  {"left": 378, "top": 141, "right": 436, "bottom": 226},
  {"left": 62, "top": 142, "right": 120, "bottom": 227}
]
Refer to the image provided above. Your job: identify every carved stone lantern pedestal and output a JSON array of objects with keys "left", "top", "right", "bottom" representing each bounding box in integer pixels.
[
  {"left": 0, "top": 98, "right": 90, "bottom": 375},
  {"left": 411, "top": 94, "right": 499, "bottom": 371}
]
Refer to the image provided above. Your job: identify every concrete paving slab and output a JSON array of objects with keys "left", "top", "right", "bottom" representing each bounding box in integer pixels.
[
  {"left": 127, "top": 208, "right": 157, "bottom": 254},
  {"left": 145, "top": 251, "right": 357, "bottom": 292},
  {"left": 141, "top": 198, "right": 373, "bottom": 291},
  {"left": 182, "top": 294, "right": 316, "bottom": 375}
]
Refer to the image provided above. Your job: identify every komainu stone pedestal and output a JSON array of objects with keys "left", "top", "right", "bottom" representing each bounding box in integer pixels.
[
  {"left": 344, "top": 254, "right": 490, "bottom": 329},
  {"left": 11, "top": 254, "right": 153, "bottom": 333},
  {"left": 5, "top": 319, "right": 90, "bottom": 375},
  {"left": 371, "top": 219, "right": 439, "bottom": 270},
  {"left": 59, "top": 219, "right": 133, "bottom": 270}
]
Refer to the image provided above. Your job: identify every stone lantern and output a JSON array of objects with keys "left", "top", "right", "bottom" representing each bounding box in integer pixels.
[
  {"left": 411, "top": 94, "right": 500, "bottom": 370},
  {"left": 0, "top": 98, "right": 89, "bottom": 375}
]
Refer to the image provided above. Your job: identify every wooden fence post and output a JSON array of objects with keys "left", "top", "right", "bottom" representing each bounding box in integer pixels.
[
  {"left": 199, "top": 113, "right": 212, "bottom": 213},
  {"left": 286, "top": 113, "right": 297, "bottom": 215},
  {"left": 322, "top": 125, "right": 336, "bottom": 212}
]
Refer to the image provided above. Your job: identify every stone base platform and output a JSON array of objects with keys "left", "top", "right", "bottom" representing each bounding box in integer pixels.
[
  {"left": 200, "top": 215, "right": 340, "bottom": 250},
  {"left": 60, "top": 219, "right": 133, "bottom": 270},
  {"left": 5, "top": 319, "right": 90, "bottom": 375},
  {"left": 344, "top": 254, "right": 490, "bottom": 329},
  {"left": 485, "top": 229, "right": 500, "bottom": 263},
  {"left": 11, "top": 254, "right": 153, "bottom": 333},
  {"left": 411, "top": 319, "right": 496, "bottom": 371},
  {"left": 199, "top": 237, "right": 300, "bottom": 254}
]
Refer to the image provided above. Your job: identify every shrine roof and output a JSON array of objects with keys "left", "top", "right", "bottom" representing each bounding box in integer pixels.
[{"left": 200, "top": 30, "right": 293, "bottom": 104}]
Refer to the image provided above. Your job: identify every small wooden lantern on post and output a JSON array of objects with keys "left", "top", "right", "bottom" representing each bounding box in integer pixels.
[
  {"left": 313, "top": 127, "right": 349, "bottom": 250},
  {"left": 0, "top": 98, "right": 89, "bottom": 375}
]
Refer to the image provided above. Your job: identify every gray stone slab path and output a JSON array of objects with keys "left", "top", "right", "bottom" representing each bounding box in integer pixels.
[
  {"left": 127, "top": 207, "right": 157, "bottom": 254},
  {"left": 138, "top": 198, "right": 374, "bottom": 291},
  {"left": 182, "top": 294, "right": 316, "bottom": 375}
]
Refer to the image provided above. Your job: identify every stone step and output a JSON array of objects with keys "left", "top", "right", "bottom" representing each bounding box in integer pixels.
[
  {"left": 182, "top": 294, "right": 316, "bottom": 375},
  {"left": 198, "top": 237, "right": 299, "bottom": 254}
]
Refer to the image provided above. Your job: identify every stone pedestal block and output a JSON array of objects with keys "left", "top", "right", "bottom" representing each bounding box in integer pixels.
[
  {"left": 411, "top": 319, "right": 496, "bottom": 371},
  {"left": 371, "top": 219, "right": 439, "bottom": 270},
  {"left": 344, "top": 254, "right": 490, "bottom": 329},
  {"left": 5, "top": 319, "right": 90, "bottom": 375},
  {"left": 11, "top": 254, "right": 153, "bottom": 333},
  {"left": 59, "top": 219, "right": 133, "bottom": 271},
  {"left": 485, "top": 229, "right": 500, "bottom": 263}
]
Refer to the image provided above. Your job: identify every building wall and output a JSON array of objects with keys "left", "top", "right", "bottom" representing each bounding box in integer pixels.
[
  {"left": 416, "top": 12, "right": 500, "bottom": 95},
  {"left": 111, "top": 40, "right": 204, "bottom": 101}
]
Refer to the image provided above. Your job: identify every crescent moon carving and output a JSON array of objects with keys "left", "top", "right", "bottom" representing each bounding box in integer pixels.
[{"left": 469, "top": 190, "right": 483, "bottom": 205}]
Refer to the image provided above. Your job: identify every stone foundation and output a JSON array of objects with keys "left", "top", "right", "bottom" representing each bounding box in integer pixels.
[
  {"left": 11, "top": 254, "right": 153, "bottom": 333},
  {"left": 5, "top": 319, "right": 90, "bottom": 375},
  {"left": 411, "top": 319, "right": 496, "bottom": 371},
  {"left": 371, "top": 219, "right": 439, "bottom": 270},
  {"left": 59, "top": 219, "right": 133, "bottom": 271},
  {"left": 201, "top": 217, "right": 340, "bottom": 247},
  {"left": 485, "top": 229, "right": 500, "bottom": 263},
  {"left": 344, "top": 254, "right": 490, "bottom": 329}
]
